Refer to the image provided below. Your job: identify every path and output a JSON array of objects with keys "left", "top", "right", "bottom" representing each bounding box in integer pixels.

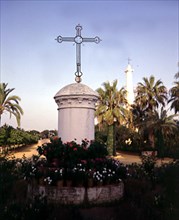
[
  {"left": 11, "top": 139, "right": 50, "bottom": 159},
  {"left": 114, "top": 151, "right": 173, "bottom": 166}
]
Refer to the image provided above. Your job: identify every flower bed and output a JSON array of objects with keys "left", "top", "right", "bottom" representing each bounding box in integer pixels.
[
  {"left": 26, "top": 157, "right": 126, "bottom": 187},
  {"left": 25, "top": 137, "right": 126, "bottom": 204},
  {"left": 25, "top": 137, "right": 127, "bottom": 187}
]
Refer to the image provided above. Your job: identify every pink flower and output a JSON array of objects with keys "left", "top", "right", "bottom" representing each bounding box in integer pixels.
[
  {"left": 69, "top": 143, "right": 73, "bottom": 147},
  {"left": 73, "top": 148, "right": 77, "bottom": 151},
  {"left": 81, "top": 160, "right": 87, "bottom": 164}
]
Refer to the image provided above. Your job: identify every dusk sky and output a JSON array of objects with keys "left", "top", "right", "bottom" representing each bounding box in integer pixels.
[{"left": 1, "top": 0, "right": 178, "bottom": 131}]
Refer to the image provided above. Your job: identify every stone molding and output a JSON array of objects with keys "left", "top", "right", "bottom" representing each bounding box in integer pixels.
[
  {"left": 55, "top": 96, "right": 98, "bottom": 110},
  {"left": 28, "top": 182, "right": 124, "bottom": 205}
]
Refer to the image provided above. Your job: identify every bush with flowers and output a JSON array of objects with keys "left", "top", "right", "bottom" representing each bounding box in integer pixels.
[
  {"left": 28, "top": 137, "right": 127, "bottom": 187},
  {"left": 71, "top": 163, "right": 86, "bottom": 186},
  {"left": 37, "top": 138, "right": 108, "bottom": 164},
  {"left": 1, "top": 151, "right": 179, "bottom": 219}
]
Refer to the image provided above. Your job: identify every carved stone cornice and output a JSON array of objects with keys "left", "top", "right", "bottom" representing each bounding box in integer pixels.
[{"left": 55, "top": 95, "right": 98, "bottom": 110}]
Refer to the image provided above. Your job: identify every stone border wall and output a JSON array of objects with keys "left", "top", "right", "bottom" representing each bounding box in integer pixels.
[{"left": 28, "top": 182, "right": 124, "bottom": 205}]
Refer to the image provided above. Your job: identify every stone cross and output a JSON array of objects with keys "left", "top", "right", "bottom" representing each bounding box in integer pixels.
[
  {"left": 128, "top": 57, "right": 132, "bottom": 64},
  {"left": 55, "top": 24, "right": 101, "bottom": 83}
]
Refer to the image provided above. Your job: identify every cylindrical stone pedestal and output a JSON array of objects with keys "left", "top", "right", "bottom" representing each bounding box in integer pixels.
[{"left": 54, "top": 83, "right": 99, "bottom": 144}]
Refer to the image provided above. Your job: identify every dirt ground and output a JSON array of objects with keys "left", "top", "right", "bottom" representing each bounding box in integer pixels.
[{"left": 10, "top": 139, "right": 50, "bottom": 159}]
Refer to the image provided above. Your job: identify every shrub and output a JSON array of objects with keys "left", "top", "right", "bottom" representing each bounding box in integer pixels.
[
  {"left": 25, "top": 138, "right": 128, "bottom": 187},
  {"left": 141, "top": 154, "right": 157, "bottom": 175},
  {"left": 0, "top": 154, "right": 23, "bottom": 205},
  {"left": 37, "top": 137, "right": 108, "bottom": 165},
  {"left": 88, "top": 140, "right": 108, "bottom": 159}
]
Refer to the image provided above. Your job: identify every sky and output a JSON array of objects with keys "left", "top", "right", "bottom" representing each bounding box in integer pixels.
[{"left": 0, "top": 0, "right": 179, "bottom": 131}]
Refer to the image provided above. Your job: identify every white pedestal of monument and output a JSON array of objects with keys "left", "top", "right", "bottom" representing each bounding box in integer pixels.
[{"left": 54, "top": 83, "right": 99, "bottom": 144}]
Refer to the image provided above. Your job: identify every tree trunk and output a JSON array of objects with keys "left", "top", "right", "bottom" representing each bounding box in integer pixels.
[
  {"left": 113, "top": 122, "right": 117, "bottom": 156},
  {"left": 156, "top": 130, "right": 164, "bottom": 158},
  {"left": 107, "top": 124, "right": 114, "bottom": 156},
  {"left": 148, "top": 128, "right": 155, "bottom": 148}
]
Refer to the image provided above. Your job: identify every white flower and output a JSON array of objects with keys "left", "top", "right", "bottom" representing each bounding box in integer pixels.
[{"left": 125, "top": 138, "right": 132, "bottom": 145}]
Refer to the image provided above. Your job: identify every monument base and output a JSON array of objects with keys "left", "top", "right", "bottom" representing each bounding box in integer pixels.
[{"left": 28, "top": 182, "right": 124, "bottom": 205}]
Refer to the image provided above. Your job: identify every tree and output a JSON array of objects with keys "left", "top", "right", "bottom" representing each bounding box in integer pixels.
[
  {"left": 169, "top": 81, "right": 179, "bottom": 114},
  {"left": 133, "top": 76, "right": 167, "bottom": 148},
  {"left": 174, "top": 69, "right": 179, "bottom": 79},
  {"left": 0, "top": 83, "right": 23, "bottom": 127},
  {"left": 135, "top": 75, "right": 167, "bottom": 112},
  {"left": 144, "top": 108, "right": 178, "bottom": 156},
  {"left": 96, "top": 80, "right": 128, "bottom": 155},
  {"left": 0, "top": 124, "right": 12, "bottom": 146},
  {"left": 0, "top": 125, "right": 39, "bottom": 148}
]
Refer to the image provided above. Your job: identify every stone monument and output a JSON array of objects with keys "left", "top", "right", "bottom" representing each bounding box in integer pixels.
[
  {"left": 125, "top": 58, "right": 134, "bottom": 106},
  {"left": 54, "top": 24, "right": 101, "bottom": 143}
]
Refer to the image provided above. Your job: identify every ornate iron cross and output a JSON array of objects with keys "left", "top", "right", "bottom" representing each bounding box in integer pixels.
[{"left": 55, "top": 24, "right": 101, "bottom": 83}]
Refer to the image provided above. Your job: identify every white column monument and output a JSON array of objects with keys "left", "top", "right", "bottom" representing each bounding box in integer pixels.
[
  {"left": 125, "top": 59, "right": 134, "bottom": 106},
  {"left": 54, "top": 24, "right": 100, "bottom": 143},
  {"left": 54, "top": 83, "right": 99, "bottom": 143}
]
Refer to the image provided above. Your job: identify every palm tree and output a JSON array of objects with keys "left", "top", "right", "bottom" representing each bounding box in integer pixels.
[
  {"left": 135, "top": 75, "right": 167, "bottom": 112},
  {"left": 169, "top": 81, "right": 179, "bottom": 114},
  {"left": 133, "top": 75, "right": 167, "bottom": 148},
  {"left": 96, "top": 80, "right": 128, "bottom": 156},
  {"left": 145, "top": 108, "right": 178, "bottom": 157},
  {"left": 175, "top": 72, "right": 179, "bottom": 79},
  {"left": 174, "top": 69, "right": 179, "bottom": 79},
  {"left": 0, "top": 83, "right": 23, "bottom": 127}
]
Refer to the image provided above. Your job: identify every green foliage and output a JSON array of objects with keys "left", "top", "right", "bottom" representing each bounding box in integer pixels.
[
  {"left": 135, "top": 75, "right": 167, "bottom": 112},
  {"left": 95, "top": 125, "right": 107, "bottom": 143},
  {"left": 0, "top": 83, "right": 23, "bottom": 127},
  {"left": 132, "top": 75, "right": 179, "bottom": 157},
  {"left": 40, "top": 129, "right": 57, "bottom": 139},
  {"left": 156, "top": 161, "right": 179, "bottom": 211},
  {"left": 96, "top": 80, "right": 129, "bottom": 156},
  {"left": 116, "top": 125, "right": 142, "bottom": 153},
  {"left": 88, "top": 140, "right": 108, "bottom": 159},
  {"left": 0, "top": 125, "right": 39, "bottom": 149},
  {"left": 169, "top": 81, "right": 179, "bottom": 114},
  {"left": 37, "top": 137, "right": 108, "bottom": 165},
  {"left": 31, "top": 138, "right": 129, "bottom": 186},
  {"left": 0, "top": 155, "right": 18, "bottom": 205},
  {"left": 124, "top": 161, "right": 179, "bottom": 220},
  {"left": 141, "top": 154, "right": 157, "bottom": 175},
  {"left": 0, "top": 124, "right": 12, "bottom": 146},
  {"left": 1, "top": 152, "right": 179, "bottom": 219},
  {"left": 0, "top": 195, "right": 50, "bottom": 220},
  {"left": 37, "top": 137, "right": 64, "bottom": 162}
]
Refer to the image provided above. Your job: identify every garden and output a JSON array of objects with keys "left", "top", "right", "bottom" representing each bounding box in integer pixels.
[
  {"left": 1, "top": 74, "right": 179, "bottom": 219},
  {"left": 27, "top": 137, "right": 125, "bottom": 188},
  {"left": 0, "top": 136, "right": 179, "bottom": 220}
]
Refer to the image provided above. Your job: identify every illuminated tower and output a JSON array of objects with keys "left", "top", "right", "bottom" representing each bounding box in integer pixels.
[{"left": 125, "top": 60, "right": 134, "bottom": 106}]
